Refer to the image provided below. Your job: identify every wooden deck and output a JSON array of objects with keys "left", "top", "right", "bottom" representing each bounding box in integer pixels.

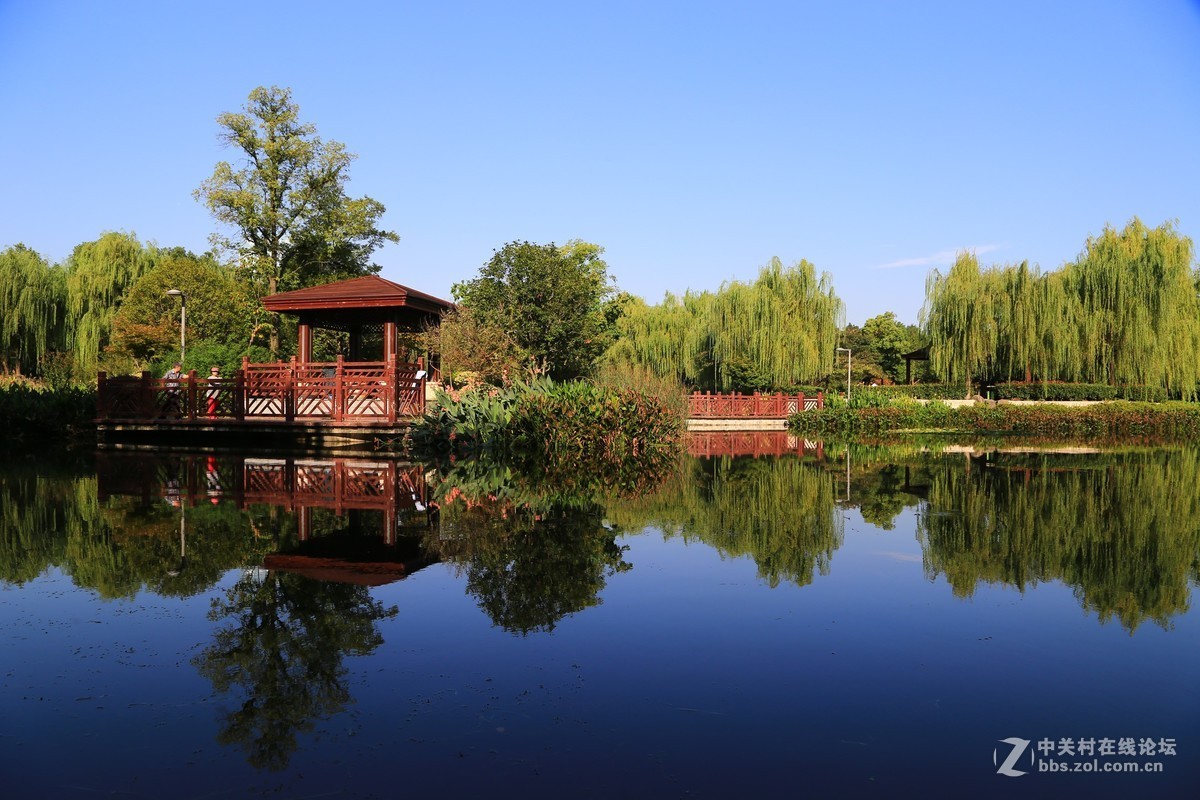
[{"left": 96, "top": 358, "right": 426, "bottom": 447}]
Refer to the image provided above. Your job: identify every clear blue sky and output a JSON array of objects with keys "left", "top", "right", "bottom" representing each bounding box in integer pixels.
[{"left": 2, "top": 0, "right": 1198, "bottom": 324}]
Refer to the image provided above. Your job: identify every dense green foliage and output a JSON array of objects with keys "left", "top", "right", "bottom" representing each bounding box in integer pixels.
[
  {"left": 790, "top": 400, "right": 1200, "bottom": 438},
  {"left": 923, "top": 220, "right": 1200, "bottom": 396},
  {"left": 0, "top": 383, "right": 97, "bottom": 446},
  {"left": 605, "top": 257, "right": 844, "bottom": 392},
  {"left": 840, "top": 312, "right": 924, "bottom": 384},
  {"left": 410, "top": 380, "right": 683, "bottom": 483},
  {"left": 450, "top": 240, "right": 614, "bottom": 381},
  {"left": 65, "top": 232, "right": 158, "bottom": 378},
  {"left": 0, "top": 244, "right": 66, "bottom": 375}
]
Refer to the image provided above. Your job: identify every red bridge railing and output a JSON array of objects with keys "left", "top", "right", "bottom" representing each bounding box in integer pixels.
[
  {"left": 687, "top": 391, "right": 823, "bottom": 418},
  {"left": 97, "top": 356, "right": 426, "bottom": 424}
]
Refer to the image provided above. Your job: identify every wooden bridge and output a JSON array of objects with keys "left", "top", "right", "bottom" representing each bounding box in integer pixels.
[{"left": 686, "top": 391, "right": 824, "bottom": 430}]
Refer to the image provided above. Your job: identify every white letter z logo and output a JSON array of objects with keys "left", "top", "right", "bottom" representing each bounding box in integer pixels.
[{"left": 994, "top": 737, "right": 1032, "bottom": 777}]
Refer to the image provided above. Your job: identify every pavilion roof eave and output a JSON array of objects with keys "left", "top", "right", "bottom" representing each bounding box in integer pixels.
[{"left": 260, "top": 275, "right": 455, "bottom": 316}]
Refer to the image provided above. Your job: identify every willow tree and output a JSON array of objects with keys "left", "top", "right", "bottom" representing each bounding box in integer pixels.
[
  {"left": 606, "top": 258, "right": 843, "bottom": 392},
  {"left": 921, "top": 252, "right": 1005, "bottom": 395},
  {"left": 1068, "top": 219, "right": 1200, "bottom": 397},
  {"left": 64, "top": 232, "right": 155, "bottom": 378},
  {"left": 922, "top": 220, "right": 1200, "bottom": 397},
  {"left": 0, "top": 244, "right": 66, "bottom": 375}
]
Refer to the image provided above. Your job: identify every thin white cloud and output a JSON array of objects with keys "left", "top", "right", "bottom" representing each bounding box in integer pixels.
[{"left": 874, "top": 244, "right": 1001, "bottom": 270}]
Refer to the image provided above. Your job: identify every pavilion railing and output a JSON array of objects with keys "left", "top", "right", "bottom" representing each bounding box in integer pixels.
[
  {"left": 96, "top": 356, "right": 427, "bottom": 424},
  {"left": 687, "top": 391, "right": 824, "bottom": 418}
]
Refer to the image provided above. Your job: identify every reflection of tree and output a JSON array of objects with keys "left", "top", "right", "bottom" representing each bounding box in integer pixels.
[
  {"left": 429, "top": 490, "right": 630, "bottom": 635},
  {"left": 917, "top": 449, "right": 1200, "bottom": 631},
  {"left": 0, "top": 464, "right": 75, "bottom": 585},
  {"left": 607, "top": 456, "right": 844, "bottom": 588},
  {"left": 194, "top": 571, "right": 397, "bottom": 770}
]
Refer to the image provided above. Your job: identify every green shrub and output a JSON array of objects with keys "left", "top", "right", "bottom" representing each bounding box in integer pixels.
[{"left": 0, "top": 383, "right": 97, "bottom": 446}]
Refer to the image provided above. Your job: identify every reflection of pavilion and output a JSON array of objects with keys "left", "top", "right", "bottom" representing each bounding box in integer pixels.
[{"left": 97, "top": 453, "right": 438, "bottom": 585}]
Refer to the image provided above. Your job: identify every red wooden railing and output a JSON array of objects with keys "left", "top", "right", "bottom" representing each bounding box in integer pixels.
[
  {"left": 687, "top": 391, "right": 823, "bottom": 418},
  {"left": 97, "top": 356, "right": 426, "bottom": 424},
  {"left": 687, "top": 431, "right": 826, "bottom": 460}
]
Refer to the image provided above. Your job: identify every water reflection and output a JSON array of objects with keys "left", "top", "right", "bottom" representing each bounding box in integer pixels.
[
  {"left": 914, "top": 448, "right": 1200, "bottom": 631},
  {"left": 4, "top": 443, "right": 1198, "bottom": 635},
  {"left": 195, "top": 570, "right": 397, "bottom": 770}
]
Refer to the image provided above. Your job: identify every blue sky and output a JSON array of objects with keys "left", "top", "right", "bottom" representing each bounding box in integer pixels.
[{"left": 2, "top": 0, "right": 1198, "bottom": 324}]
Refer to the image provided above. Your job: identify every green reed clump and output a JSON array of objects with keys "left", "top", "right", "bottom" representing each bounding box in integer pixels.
[{"left": 409, "top": 379, "right": 683, "bottom": 483}]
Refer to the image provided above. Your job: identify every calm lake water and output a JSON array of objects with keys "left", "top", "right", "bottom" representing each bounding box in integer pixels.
[{"left": 1, "top": 438, "right": 1197, "bottom": 798}]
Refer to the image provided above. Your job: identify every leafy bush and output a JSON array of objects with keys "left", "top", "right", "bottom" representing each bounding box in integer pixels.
[{"left": 0, "top": 383, "right": 97, "bottom": 446}]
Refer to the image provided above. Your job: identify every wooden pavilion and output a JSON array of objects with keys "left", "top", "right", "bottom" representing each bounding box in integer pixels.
[{"left": 96, "top": 275, "right": 454, "bottom": 447}]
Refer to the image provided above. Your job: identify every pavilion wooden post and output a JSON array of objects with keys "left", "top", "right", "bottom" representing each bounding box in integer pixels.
[
  {"left": 285, "top": 357, "right": 296, "bottom": 422},
  {"left": 297, "top": 321, "right": 312, "bottom": 364},
  {"left": 334, "top": 355, "right": 345, "bottom": 422}
]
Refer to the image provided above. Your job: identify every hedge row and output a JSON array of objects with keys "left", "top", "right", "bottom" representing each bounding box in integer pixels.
[
  {"left": 873, "top": 384, "right": 970, "bottom": 400},
  {"left": 788, "top": 401, "right": 1200, "bottom": 438},
  {"left": 0, "top": 384, "right": 97, "bottom": 446},
  {"left": 992, "top": 382, "right": 1168, "bottom": 402}
]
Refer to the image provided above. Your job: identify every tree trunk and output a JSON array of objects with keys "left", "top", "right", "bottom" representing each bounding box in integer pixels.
[{"left": 267, "top": 274, "right": 280, "bottom": 358}]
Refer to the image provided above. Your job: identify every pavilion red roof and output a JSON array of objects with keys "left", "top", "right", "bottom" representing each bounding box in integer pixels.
[{"left": 261, "top": 275, "right": 454, "bottom": 314}]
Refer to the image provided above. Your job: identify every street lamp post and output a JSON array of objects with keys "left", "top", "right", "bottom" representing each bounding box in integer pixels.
[
  {"left": 836, "top": 347, "right": 851, "bottom": 403},
  {"left": 166, "top": 290, "right": 187, "bottom": 363}
]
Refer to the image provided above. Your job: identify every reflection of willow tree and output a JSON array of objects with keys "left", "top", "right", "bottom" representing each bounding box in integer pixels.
[
  {"left": 433, "top": 500, "right": 630, "bottom": 635},
  {"left": 0, "top": 462, "right": 265, "bottom": 598},
  {"left": 0, "top": 465, "right": 75, "bottom": 585},
  {"left": 607, "top": 456, "right": 844, "bottom": 588},
  {"left": 194, "top": 571, "right": 397, "bottom": 770},
  {"left": 918, "top": 450, "right": 1200, "bottom": 631}
]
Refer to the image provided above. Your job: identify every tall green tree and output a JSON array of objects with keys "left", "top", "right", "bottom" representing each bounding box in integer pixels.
[
  {"left": 859, "top": 312, "right": 919, "bottom": 383},
  {"left": 195, "top": 86, "right": 398, "bottom": 354},
  {"left": 452, "top": 240, "right": 614, "bottom": 380},
  {"left": 922, "top": 219, "right": 1200, "bottom": 397},
  {"left": 605, "top": 258, "right": 844, "bottom": 392},
  {"left": 0, "top": 244, "right": 66, "bottom": 375},
  {"left": 108, "top": 251, "right": 256, "bottom": 371},
  {"left": 64, "top": 231, "right": 155, "bottom": 379}
]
